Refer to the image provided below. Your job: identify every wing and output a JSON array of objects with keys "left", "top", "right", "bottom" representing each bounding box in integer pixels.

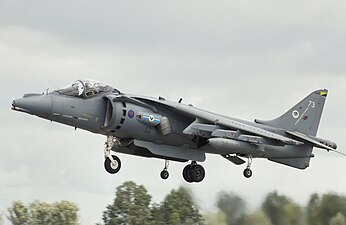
[{"left": 113, "top": 94, "right": 303, "bottom": 146}]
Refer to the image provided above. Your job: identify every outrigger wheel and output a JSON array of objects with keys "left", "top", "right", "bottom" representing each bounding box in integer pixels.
[
  {"left": 160, "top": 170, "right": 169, "bottom": 179},
  {"left": 160, "top": 160, "right": 170, "bottom": 180},
  {"left": 243, "top": 155, "right": 253, "bottom": 178},
  {"left": 243, "top": 168, "right": 252, "bottom": 178}
]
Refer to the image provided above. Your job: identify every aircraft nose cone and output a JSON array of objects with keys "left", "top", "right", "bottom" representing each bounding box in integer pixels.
[{"left": 12, "top": 94, "right": 52, "bottom": 118}]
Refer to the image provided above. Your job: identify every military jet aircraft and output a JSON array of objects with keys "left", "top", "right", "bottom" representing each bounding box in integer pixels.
[{"left": 12, "top": 79, "right": 341, "bottom": 183}]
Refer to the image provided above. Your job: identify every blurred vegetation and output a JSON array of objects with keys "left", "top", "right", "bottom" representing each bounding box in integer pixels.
[
  {"left": 100, "top": 181, "right": 346, "bottom": 225},
  {"left": 206, "top": 191, "right": 346, "bottom": 225},
  {"left": 216, "top": 191, "right": 246, "bottom": 225},
  {"left": 3, "top": 182, "right": 346, "bottom": 225},
  {"left": 100, "top": 181, "right": 204, "bottom": 225},
  {"left": 151, "top": 186, "right": 203, "bottom": 225},
  {"left": 262, "top": 191, "right": 303, "bottom": 225},
  {"left": 7, "top": 200, "right": 79, "bottom": 225}
]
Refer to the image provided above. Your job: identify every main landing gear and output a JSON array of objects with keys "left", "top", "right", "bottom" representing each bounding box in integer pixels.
[
  {"left": 183, "top": 162, "right": 205, "bottom": 183},
  {"left": 243, "top": 155, "right": 252, "bottom": 178},
  {"left": 104, "top": 136, "right": 121, "bottom": 174},
  {"left": 159, "top": 160, "right": 205, "bottom": 183},
  {"left": 102, "top": 136, "right": 205, "bottom": 182}
]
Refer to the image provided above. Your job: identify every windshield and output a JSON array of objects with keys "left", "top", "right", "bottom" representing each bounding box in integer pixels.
[{"left": 57, "top": 79, "right": 118, "bottom": 97}]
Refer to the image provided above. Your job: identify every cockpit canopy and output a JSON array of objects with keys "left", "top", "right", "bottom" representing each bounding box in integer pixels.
[{"left": 57, "top": 79, "right": 119, "bottom": 98}]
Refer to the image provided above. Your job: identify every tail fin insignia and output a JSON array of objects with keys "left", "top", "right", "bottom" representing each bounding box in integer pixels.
[{"left": 315, "top": 91, "right": 328, "bottom": 97}]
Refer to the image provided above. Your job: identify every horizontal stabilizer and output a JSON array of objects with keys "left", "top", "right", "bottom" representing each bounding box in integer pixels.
[
  {"left": 286, "top": 131, "right": 345, "bottom": 156},
  {"left": 286, "top": 131, "right": 336, "bottom": 151}
]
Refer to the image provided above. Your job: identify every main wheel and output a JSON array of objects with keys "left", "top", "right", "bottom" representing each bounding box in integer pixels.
[
  {"left": 104, "top": 155, "right": 121, "bottom": 174},
  {"left": 243, "top": 168, "right": 252, "bottom": 178},
  {"left": 160, "top": 170, "right": 169, "bottom": 179},
  {"left": 183, "top": 165, "right": 194, "bottom": 183},
  {"left": 189, "top": 165, "right": 205, "bottom": 183}
]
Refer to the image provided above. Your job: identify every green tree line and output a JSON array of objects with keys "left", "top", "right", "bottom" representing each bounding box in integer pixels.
[
  {"left": 100, "top": 181, "right": 346, "bottom": 225},
  {"left": 207, "top": 191, "right": 346, "bottom": 225},
  {"left": 100, "top": 181, "right": 203, "bottom": 225},
  {"left": 3, "top": 181, "right": 346, "bottom": 225},
  {"left": 5, "top": 200, "right": 79, "bottom": 225}
]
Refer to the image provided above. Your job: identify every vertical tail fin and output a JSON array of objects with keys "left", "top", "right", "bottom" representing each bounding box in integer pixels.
[{"left": 255, "top": 89, "right": 328, "bottom": 136}]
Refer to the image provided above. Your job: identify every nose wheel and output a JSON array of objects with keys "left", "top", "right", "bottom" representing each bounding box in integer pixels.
[
  {"left": 243, "top": 155, "right": 253, "bottom": 178},
  {"left": 105, "top": 155, "right": 121, "bottom": 174},
  {"left": 104, "top": 136, "right": 122, "bottom": 174},
  {"left": 160, "top": 160, "right": 169, "bottom": 180},
  {"left": 182, "top": 162, "right": 205, "bottom": 183}
]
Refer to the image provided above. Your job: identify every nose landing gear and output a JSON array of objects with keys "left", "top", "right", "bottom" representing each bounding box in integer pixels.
[{"left": 104, "top": 136, "right": 122, "bottom": 174}]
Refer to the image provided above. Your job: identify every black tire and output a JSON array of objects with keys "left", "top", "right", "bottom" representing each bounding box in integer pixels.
[
  {"left": 160, "top": 170, "right": 169, "bottom": 180},
  {"left": 243, "top": 168, "right": 252, "bottom": 178},
  {"left": 104, "top": 155, "right": 121, "bottom": 174},
  {"left": 189, "top": 165, "right": 205, "bottom": 183},
  {"left": 183, "top": 165, "right": 194, "bottom": 183}
]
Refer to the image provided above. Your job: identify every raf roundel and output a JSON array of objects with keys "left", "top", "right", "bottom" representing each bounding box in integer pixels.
[
  {"left": 292, "top": 110, "right": 299, "bottom": 119},
  {"left": 128, "top": 110, "right": 135, "bottom": 118}
]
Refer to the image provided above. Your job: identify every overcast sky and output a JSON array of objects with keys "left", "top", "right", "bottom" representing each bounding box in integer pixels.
[{"left": 1, "top": 0, "right": 346, "bottom": 224}]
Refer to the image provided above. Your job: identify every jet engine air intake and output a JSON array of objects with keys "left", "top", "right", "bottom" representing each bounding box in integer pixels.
[
  {"left": 102, "top": 97, "right": 127, "bottom": 132},
  {"left": 104, "top": 99, "right": 113, "bottom": 128}
]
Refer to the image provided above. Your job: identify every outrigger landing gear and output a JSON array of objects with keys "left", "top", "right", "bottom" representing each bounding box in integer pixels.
[
  {"left": 160, "top": 160, "right": 169, "bottom": 180},
  {"left": 243, "top": 155, "right": 253, "bottom": 178},
  {"left": 182, "top": 161, "right": 205, "bottom": 183},
  {"left": 104, "top": 136, "right": 121, "bottom": 174}
]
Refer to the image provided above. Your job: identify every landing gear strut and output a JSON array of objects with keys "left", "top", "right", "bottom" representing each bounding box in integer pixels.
[
  {"left": 104, "top": 136, "right": 121, "bottom": 174},
  {"left": 182, "top": 161, "right": 205, "bottom": 183},
  {"left": 160, "top": 160, "right": 169, "bottom": 180},
  {"left": 243, "top": 155, "right": 252, "bottom": 178}
]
